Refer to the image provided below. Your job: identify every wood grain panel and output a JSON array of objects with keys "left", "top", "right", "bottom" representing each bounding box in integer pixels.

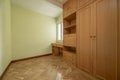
[
  {"left": 63, "top": 0, "right": 77, "bottom": 18},
  {"left": 63, "top": 50, "right": 76, "bottom": 66},
  {"left": 72, "top": 54, "right": 77, "bottom": 66},
  {"left": 68, "top": 0, "right": 77, "bottom": 15},
  {"left": 118, "top": 0, "right": 120, "bottom": 79},
  {"left": 78, "top": 0, "right": 94, "bottom": 10},
  {"left": 77, "top": 5, "right": 92, "bottom": 73},
  {"left": 64, "top": 34, "right": 76, "bottom": 47},
  {"left": 63, "top": 1, "right": 69, "bottom": 18},
  {"left": 52, "top": 46, "right": 60, "bottom": 56},
  {"left": 63, "top": 51, "right": 72, "bottom": 61},
  {"left": 94, "top": 0, "right": 117, "bottom": 80}
]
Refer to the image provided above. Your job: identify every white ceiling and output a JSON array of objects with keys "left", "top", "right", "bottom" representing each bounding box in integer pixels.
[
  {"left": 48, "top": 0, "right": 67, "bottom": 8},
  {"left": 11, "top": 0, "right": 66, "bottom": 18}
]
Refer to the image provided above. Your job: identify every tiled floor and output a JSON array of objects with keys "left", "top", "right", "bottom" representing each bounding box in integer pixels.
[{"left": 1, "top": 55, "right": 98, "bottom": 80}]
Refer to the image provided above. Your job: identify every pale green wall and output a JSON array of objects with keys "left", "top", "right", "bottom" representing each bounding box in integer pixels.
[
  {"left": 0, "top": 0, "right": 11, "bottom": 76},
  {"left": 11, "top": 4, "right": 56, "bottom": 60},
  {"left": 0, "top": 1, "right": 2, "bottom": 75},
  {"left": 56, "top": 13, "right": 63, "bottom": 24}
]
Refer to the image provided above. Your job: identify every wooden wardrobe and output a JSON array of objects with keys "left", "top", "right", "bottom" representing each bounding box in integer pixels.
[
  {"left": 63, "top": 0, "right": 119, "bottom": 80},
  {"left": 77, "top": 0, "right": 117, "bottom": 80},
  {"left": 118, "top": 0, "right": 120, "bottom": 79}
]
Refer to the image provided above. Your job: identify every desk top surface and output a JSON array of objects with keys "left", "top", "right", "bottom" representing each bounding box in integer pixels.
[{"left": 52, "top": 43, "right": 63, "bottom": 48}]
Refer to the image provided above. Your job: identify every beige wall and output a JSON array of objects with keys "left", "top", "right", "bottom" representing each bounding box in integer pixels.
[
  {"left": 0, "top": 0, "right": 11, "bottom": 76},
  {"left": 11, "top": 4, "right": 56, "bottom": 60}
]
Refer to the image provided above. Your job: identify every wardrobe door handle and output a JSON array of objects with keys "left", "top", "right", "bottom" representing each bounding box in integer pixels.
[
  {"left": 90, "top": 35, "right": 96, "bottom": 38},
  {"left": 90, "top": 35, "right": 93, "bottom": 38},
  {"left": 93, "top": 35, "right": 96, "bottom": 38}
]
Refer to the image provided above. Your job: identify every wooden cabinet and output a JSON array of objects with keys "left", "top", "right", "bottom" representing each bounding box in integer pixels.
[
  {"left": 63, "top": 0, "right": 118, "bottom": 80},
  {"left": 63, "top": 6, "right": 77, "bottom": 67},
  {"left": 77, "top": 0, "right": 117, "bottom": 80},
  {"left": 64, "top": 13, "right": 76, "bottom": 35},
  {"left": 118, "top": 0, "right": 120, "bottom": 79},
  {"left": 52, "top": 43, "right": 63, "bottom": 56},
  {"left": 63, "top": 0, "right": 77, "bottom": 18},
  {"left": 63, "top": 50, "right": 76, "bottom": 65},
  {"left": 63, "top": 13, "right": 76, "bottom": 47},
  {"left": 63, "top": 1, "right": 69, "bottom": 18},
  {"left": 68, "top": 0, "right": 77, "bottom": 15},
  {"left": 64, "top": 34, "right": 76, "bottom": 47},
  {"left": 63, "top": 51, "right": 72, "bottom": 62},
  {"left": 93, "top": 0, "right": 117, "bottom": 80},
  {"left": 78, "top": 0, "right": 94, "bottom": 10},
  {"left": 52, "top": 46, "right": 59, "bottom": 56},
  {"left": 77, "top": 5, "right": 93, "bottom": 73}
]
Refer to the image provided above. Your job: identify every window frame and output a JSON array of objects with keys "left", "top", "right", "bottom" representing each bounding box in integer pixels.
[{"left": 56, "top": 22, "right": 63, "bottom": 43}]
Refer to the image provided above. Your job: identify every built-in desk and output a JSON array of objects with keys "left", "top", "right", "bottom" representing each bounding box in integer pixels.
[{"left": 52, "top": 43, "right": 63, "bottom": 56}]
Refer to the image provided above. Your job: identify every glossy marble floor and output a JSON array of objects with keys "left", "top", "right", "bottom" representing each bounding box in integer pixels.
[{"left": 1, "top": 55, "right": 98, "bottom": 80}]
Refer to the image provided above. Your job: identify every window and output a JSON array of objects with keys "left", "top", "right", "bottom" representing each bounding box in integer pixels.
[{"left": 57, "top": 23, "right": 63, "bottom": 42}]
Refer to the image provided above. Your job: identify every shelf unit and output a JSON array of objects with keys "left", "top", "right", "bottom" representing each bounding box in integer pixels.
[
  {"left": 64, "top": 13, "right": 76, "bottom": 35},
  {"left": 64, "top": 23, "right": 76, "bottom": 29},
  {"left": 63, "top": 46, "right": 76, "bottom": 65},
  {"left": 63, "top": 0, "right": 77, "bottom": 66}
]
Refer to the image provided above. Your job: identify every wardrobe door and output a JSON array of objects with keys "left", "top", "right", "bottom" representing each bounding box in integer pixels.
[
  {"left": 69, "top": 0, "right": 77, "bottom": 14},
  {"left": 93, "top": 0, "right": 117, "bottom": 80},
  {"left": 63, "top": 1, "right": 70, "bottom": 18},
  {"left": 77, "top": 5, "right": 92, "bottom": 73},
  {"left": 63, "top": 0, "right": 77, "bottom": 18},
  {"left": 118, "top": 0, "right": 120, "bottom": 79},
  {"left": 78, "top": 0, "right": 94, "bottom": 9}
]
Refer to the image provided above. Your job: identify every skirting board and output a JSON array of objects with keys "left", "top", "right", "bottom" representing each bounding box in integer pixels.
[
  {"left": 0, "top": 62, "right": 12, "bottom": 80},
  {"left": 12, "top": 53, "right": 52, "bottom": 62},
  {"left": 0, "top": 53, "right": 52, "bottom": 79}
]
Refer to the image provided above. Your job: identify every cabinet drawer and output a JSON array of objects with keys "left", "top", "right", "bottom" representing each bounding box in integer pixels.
[
  {"left": 64, "top": 34, "right": 76, "bottom": 47},
  {"left": 63, "top": 51, "right": 76, "bottom": 65},
  {"left": 63, "top": 51, "right": 73, "bottom": 61},
  {"left": 78, "top": 0, "right": 94, "bottom": 9}
]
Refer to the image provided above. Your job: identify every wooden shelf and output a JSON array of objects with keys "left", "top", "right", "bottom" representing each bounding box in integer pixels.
[
  {"left": 64, "top": 12, "right": 76, "bottom": 21},
  {"left": 63, "top": 0, "right": 77, "bottom": 67},
  {"left": 64, "top": 23, "right": 76, "bottom": 29},
  {"left": 64, "top": 33, "right": 76, "bottom": 36},
  {"left": 64, "top": 46, "right": 76, "bottom": 53},
  {"left": 64, "top": 50, "right": 76, "bottom": 54},
  {"left": 63, "top": 50, "right": 76, "bottom": 54},
  {"left": 64, "top": 27, "right": 76, "bottom": 34}
]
